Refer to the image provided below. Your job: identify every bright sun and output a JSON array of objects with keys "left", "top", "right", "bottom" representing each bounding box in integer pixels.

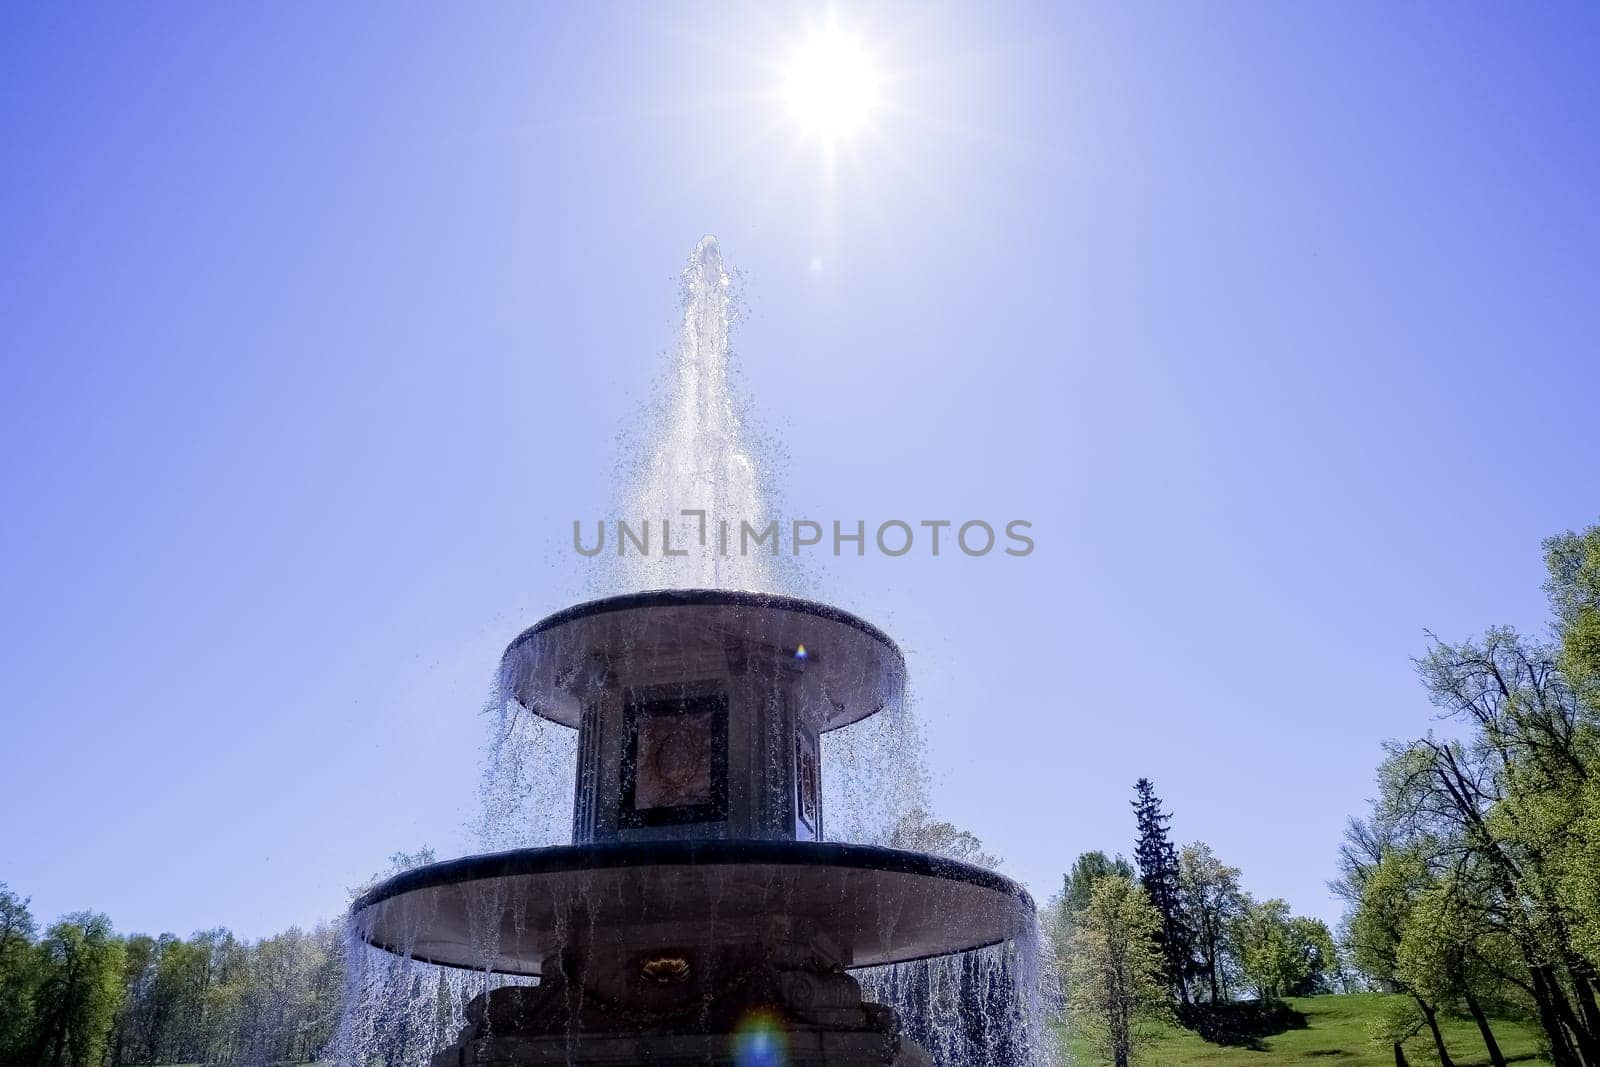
[{"left": 782, "top": 21, "right": 880, "bottom": 141}]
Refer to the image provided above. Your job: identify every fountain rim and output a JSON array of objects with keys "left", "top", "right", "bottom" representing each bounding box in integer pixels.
[
  {"left": 354, "top": 838, "right": 1028, "bottom": 915},
  {"left": 352, "top": 838, "right": 1034, "bottom": 974},
  {"left": 502, "top": 588, "right": 905, "bottom": 668}
]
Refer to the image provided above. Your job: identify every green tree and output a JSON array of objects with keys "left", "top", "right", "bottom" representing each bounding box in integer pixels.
[
  {"left": 1561, "top": 774, "right": 1600, "bottom": 975},
  {"left": 1346, "top": 851, "right": 1458, "bottom": 1067},
  {"left": 110, "top": 932, "right": 157, "bottom": 1065},
  {"left": 236, "top": 925, "right": 338, "bottom": 1063},
  {"left": 0, "top": 884, "right": 39, "bottom": 1067},
  {"left": 138, "top": 934, "right": 195, "bottom": 1063},
  {"left": 183, "top": 927, "right": 241, "bottom": 1065},
  {"left": 1060, "top": 852, "right": 1137, "bottom": 921},
  {"left": 201, "top": 931, "right": 252, "bottom": 1064},
  {"left": 31, "top": 913, "right": 126, "bottom": 1067},
  {"left": 1066, "top": 874, "right": 1170, "bottom": 1067},
  {"left": 1367, "top": 996, "right": 1428, "bottom": 1067},
  {"left": 1177, "top": 843, "right": 1246, "bottom": 1003},
  {"left": 1232, "top": 898, "right": 1336, "bottom": 1002},
  {"left": 1396, "top": 875, "right": 1513, "bottom": 1067},
  {"left": 1045, "top": 851, "right": 1135, "bottom": 969},
  {"left": 1545, "top": 522, "right": 1600, "bottom": 715},
  {"left": 1402, "top": 628, "right": 1600, "bottom": 1066},
  {"left": 1287, "top": 916, "right": 1339, "bottom": 996},
  {"left": 888, "top": 807, "right": 1002, "bottom": 869},
  {"left": 1132, "top": 778, "right": 1194, "bottom": 1005},
  {"left": 1543, "top": 523, "right": 1600, "bottom": 984}
]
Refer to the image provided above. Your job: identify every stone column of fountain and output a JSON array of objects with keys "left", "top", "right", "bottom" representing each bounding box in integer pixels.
[{"left": 352, "top": 588, "right": 1034, "bottom": 1065}]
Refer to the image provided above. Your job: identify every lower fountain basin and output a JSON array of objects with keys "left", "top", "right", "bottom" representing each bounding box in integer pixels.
[{"left": 352, "top": 839, "right": 1034, "bottom": 975}]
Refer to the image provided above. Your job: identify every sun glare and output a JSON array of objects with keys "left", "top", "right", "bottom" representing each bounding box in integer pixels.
[{"left": 782, "top": 21, "right": 880, "bottom": 142}]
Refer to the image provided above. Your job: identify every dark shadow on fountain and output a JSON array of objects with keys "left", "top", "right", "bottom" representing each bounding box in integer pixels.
[{"left": 351, "top": 590, "right": 1036, "bottom": 1066}]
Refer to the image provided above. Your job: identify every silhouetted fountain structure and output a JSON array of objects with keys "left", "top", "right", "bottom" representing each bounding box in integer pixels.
[
  {"left": 353, "top": 589, "right": 1034, "bottom": 1064},
  {"left": 347, "top": 238, "right": 1037, "bottom": 1064}
]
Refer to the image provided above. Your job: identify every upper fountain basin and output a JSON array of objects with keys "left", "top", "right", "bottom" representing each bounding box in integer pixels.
[{"left": 499, "top": 589, "right": 906, "bottom": 732}]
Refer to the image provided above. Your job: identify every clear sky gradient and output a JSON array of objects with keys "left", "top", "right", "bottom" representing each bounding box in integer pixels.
[{"left": 2, "top": 3, "right": 1598, "bottom": 940}]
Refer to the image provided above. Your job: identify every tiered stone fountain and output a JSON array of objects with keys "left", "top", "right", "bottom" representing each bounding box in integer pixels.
[{"left": 352, "top": 588, "right": 1034, "bottom": 1065}]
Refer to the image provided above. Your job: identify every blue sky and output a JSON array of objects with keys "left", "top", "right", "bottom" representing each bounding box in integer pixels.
[{"left": 2, "top": 3, "right": 1597, "bottom": 940}]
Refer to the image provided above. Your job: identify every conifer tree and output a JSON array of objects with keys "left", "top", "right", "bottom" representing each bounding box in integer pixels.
[{"left": 1132, "top": 778, "right": 1195, "bottom": 1006}]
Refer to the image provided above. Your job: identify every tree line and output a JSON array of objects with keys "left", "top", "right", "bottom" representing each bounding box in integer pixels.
[
  {"left": 0, "top": 886, "right": 343, "bottom": 1067},
  {"left": 1048, "top": 778, "right": 1340, "bottom": 1067},
  {"left": 1335, "top": 521, "right": 1600, "bottom": 1067}
]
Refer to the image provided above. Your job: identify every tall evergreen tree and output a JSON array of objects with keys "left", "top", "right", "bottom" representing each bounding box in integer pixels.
[{"left": 1132, "top": 778, "right": 1194, "bottom": 1006}]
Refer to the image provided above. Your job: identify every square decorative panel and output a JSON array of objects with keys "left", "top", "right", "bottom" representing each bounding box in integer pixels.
[
  {"left": 620, "top": 690, "right": 728, "bottom": 828},
  {"left": 796, "top": 734, "right": 820, "bottom": 836}
]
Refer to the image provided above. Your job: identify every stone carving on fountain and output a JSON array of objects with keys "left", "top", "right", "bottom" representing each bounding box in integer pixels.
[{"left": 352, "top": 589, "right": 1034, "bottom": 1065}]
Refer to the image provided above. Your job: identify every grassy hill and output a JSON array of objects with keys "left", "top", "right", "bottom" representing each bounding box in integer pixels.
[{"left": 1058, "top": 993, "right": 1552, "bottom": 1066}]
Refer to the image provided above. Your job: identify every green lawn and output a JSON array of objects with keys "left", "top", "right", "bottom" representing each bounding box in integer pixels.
[{"left": 1059, "top": 993, "right": 1552, "bottom": 1066}]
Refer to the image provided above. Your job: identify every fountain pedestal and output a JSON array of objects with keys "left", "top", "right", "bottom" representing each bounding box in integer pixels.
[
  {"left": 353, "top": 591, "right": 1032, "bottom": 1066},
  {"left": 430, "top": 939, "right": 929, "bottom": 1066}
]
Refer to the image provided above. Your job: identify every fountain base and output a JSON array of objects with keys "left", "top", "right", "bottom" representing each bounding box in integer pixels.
[
  {"left": 429, "top": 945, "right": 931, "bottom": 1065},
  {"left": 432, "top": 1030, "right": 928, "bottom": 1067}
]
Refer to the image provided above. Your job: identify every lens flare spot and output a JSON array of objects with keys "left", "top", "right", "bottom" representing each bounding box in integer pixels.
[
  {"left": 732, "top": 1009, "right": 789, "bottom": 1066},
  {"left": 794, "top": 644, "right": 808, "bottom": 660}
]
